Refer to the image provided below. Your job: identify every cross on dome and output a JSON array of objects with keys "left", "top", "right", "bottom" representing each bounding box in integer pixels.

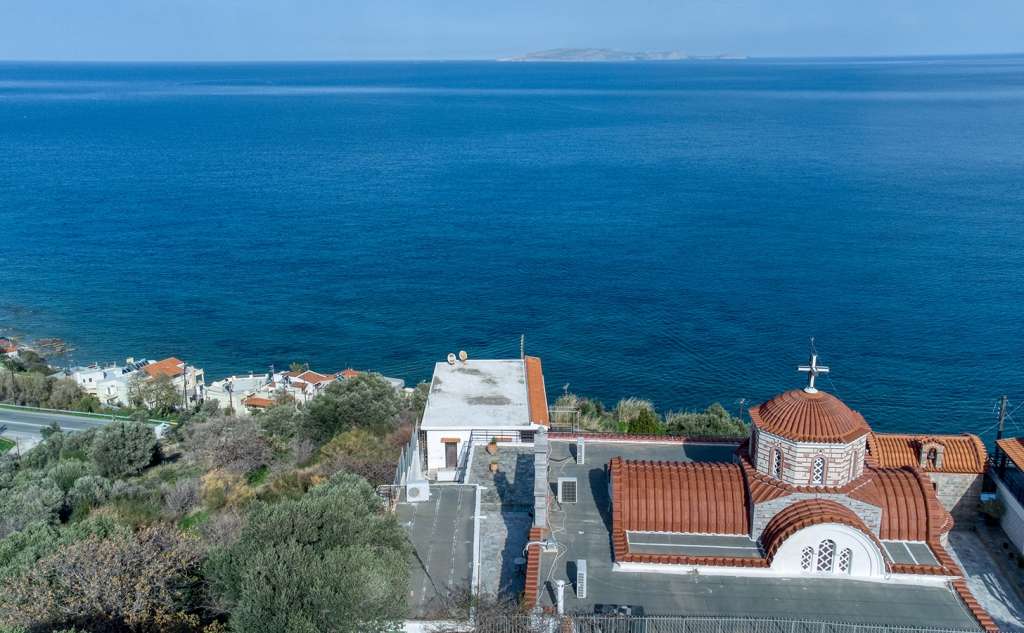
[{"left": 797, "top": 345, "right": 830, "bottom": 394}]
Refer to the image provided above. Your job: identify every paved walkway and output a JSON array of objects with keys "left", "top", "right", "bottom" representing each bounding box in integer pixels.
[
  {"left": 948, "top": 529, "right": 1024, "bottom": 631},
  {"left": 467, "top": 445, "right": 534, "bottom": 598}
]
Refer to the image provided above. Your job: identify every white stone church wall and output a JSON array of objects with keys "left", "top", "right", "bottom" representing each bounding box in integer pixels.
[
  {"left": 752, "top": 428, "right": 866, "bottom": 487},
  {"left": 770, "top": 523, "right": 886, "bottom": 579}
]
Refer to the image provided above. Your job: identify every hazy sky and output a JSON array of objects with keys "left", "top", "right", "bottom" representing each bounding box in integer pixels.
[{"left": 1, "top": 0, "right": 1022, "bottom": 61}]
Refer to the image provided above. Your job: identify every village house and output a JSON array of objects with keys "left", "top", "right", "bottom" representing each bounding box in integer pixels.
[
  {"left": 0, "top": 337, "right": 18, "bottom": 357},
  {"left": 53, "top": 358, "right": 154, "bottom": 406},
  {"left": 417, "top": 353, "right": 548, "bottom": 480},
  {"left": 205, "top": 373, "right": 270, "bottom": 413},
  {"left": 142, "top": 357, "right": 206, "bottom": 407}
]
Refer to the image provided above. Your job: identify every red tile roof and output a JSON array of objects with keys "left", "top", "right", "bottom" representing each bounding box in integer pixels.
[
  {"left": 143, "top": 357, "right": 184, "bottom": 379},
  {"left": 997, "top": 437, "right": 1024, "bottom": 472},
  {"left": 610, "top": 458, "right": 750, "bottom": 539},
  {"left": 749, "top": 389, "right": 871, "bottom": 444},
  {"left": 242, "top": 396, "right": 275, "bottom": 409},
  {"left": 868, "top": 433, "right": 987, "bottom": 474},
  {"left": 761, "top": 499, "right": 880, "bottom": 563},
  {"left": 287, "top": 369, "right": 335, "bottom": 384},
  {"left": 524, "top": 356, "right": 549, "bottom": 426},
  {"left": 340, "top": 368, "right": 360, "bottom": 379}
]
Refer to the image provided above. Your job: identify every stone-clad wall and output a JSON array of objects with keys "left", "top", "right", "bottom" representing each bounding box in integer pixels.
[
  {"left": 929, "top": 472, "right": 982, "bottom": 526},
  {"left": 752, "top": 493, "right": 883, "bottom": 541},
  {"left": 753, "top": 428, "right": 867, "bottom": 487}
]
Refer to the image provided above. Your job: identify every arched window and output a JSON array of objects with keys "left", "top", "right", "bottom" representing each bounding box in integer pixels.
[
  {"left": 816, "top": 539, "right": 836, "bottom": 572},
  {"left": 811, "top": 456, "right": 826, "bottom": 485},
  {"left": 838, "top": 548, "right": 853, "bottom": 574},
  {"left": 800, "top": 546, "right": 814, "bottom": 571},
  {"left": 771, "top": 449, "right": 783, "bottom": 479},
  {"left": 926, "top": 448, "right": 939, "bottom": 468}
]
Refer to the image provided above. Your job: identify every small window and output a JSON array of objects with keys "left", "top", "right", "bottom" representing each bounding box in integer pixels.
[
  {"left": 811, "top": 456, "right": 826, "bottom": 485},
  {"left": 838, "top": 548, "right": 852, "bottom": 574},
  {"left": 816, "top": 539, "right": 836, "bottom": 572},
  {"left": 771, "top": 449, "right": 783, "bottom": 479},
  {"left": 800, "top": 546, "right": 814, "bottom": 571},
  {"left": 926, "top": 448, "right": 939, "bottom": 468},
  {"left": 521, "top": 431, "right": 535, "bottom": 443}
]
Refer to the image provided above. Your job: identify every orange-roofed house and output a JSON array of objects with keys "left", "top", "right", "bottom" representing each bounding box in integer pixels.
[
  {"left": 0, "top": 337, "right": 17, "bottom": 357},
  {"left": 142, "top": 357, "right": 205, "bottom": 407}
]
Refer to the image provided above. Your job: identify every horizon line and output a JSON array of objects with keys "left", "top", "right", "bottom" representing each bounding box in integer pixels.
[{"left": 1, "top": 51, "right": 1023, "bottom": 65}]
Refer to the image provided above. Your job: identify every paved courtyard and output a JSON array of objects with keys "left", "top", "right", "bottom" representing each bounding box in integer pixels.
[{"left": 948, "top": 529, "right": 1024, "bottom": 632}]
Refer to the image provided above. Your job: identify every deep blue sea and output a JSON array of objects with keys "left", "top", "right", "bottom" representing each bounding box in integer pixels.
[{"left": 1, "top": 57, "right": 1023, "bottom": 439}]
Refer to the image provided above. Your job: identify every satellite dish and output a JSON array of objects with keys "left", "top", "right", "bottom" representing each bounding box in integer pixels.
[
  {"left": 447, "top": 353, "right": 457, "bottom": 365},
  {"left": 458, "top": 350, "right": 468, "bottom": 362}
]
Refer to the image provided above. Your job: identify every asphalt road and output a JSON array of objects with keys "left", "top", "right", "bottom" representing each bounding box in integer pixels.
[{"left": 0, "top": 407, "right": 111, "bottom": 452}]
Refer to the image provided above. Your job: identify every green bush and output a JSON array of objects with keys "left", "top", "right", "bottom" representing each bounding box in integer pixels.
[
  {"left": 665, "top": 403, "right": 748, "bottom": 438},
  {"left": 303, "top": 373, "right": 401, "bottom": 441},
  {"left": 89, "top": 420, "right": 158, "bottom": 478},
  {"left": 206, "top": 472, "right": 410, "bottom": 633},
  {"left": 627, "top": 408, "right": 664, "bottom": 435}
]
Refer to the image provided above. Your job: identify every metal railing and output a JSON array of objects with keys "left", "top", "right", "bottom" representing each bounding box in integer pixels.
[{"left": 458, "top": 615, "right": 980, "bottom": 633}]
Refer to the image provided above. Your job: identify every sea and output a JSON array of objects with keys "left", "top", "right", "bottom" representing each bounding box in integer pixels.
[{"left": 1, "top": 57, "right": 1022, "bottom": 440}]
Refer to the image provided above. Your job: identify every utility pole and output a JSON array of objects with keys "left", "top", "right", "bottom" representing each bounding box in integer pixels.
[
  {"left": 520, "top": 334, "right": 525, "bottom": 360},
  {"left": 997, "top": 395, "right": 1008, "bottom": 441}
]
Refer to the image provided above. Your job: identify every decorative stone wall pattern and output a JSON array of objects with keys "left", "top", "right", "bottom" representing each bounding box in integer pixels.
[
  {"left": 929, "top": 472, "right": 982, "bottom": 525},
  {"left": 752, "top": 428, "right": 867, "bottom": 487},
  {"left": 752, "top": 493, "right": 883, "bottom": 541}
]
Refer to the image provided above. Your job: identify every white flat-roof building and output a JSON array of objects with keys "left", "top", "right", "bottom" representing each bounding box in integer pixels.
[
  {"left": 205, "top": 373, "right": 271, "bottom": 414},
  {"left": 419, "top": 356, "right": 549, "bottom": 480}
]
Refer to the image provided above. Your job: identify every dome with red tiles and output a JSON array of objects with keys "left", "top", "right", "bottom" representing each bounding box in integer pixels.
[{"left": 750, "top": 388, "right": 871, "bottom": 444}]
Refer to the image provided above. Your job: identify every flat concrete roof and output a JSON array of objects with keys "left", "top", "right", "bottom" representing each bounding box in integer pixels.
[
  {"left": 420, "top": 359, "right": 530, "bottom": 430},
  {"left": 397, "top": 485, "right": 477, "bottom": 619},
  {"left": 538, "top": 438, "right": 981, "bottom": 630}
]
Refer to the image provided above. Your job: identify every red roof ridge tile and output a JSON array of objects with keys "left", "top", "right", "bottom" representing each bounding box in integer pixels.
[{"left": 524, "top": 356, "right": 549, "bottom": 427}]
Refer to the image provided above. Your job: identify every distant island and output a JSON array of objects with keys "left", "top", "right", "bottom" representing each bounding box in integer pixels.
[{"left": 498, "top": 48, "right": 747, "bottom": 62}]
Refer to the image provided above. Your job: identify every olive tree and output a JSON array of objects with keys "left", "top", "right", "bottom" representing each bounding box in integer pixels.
[
  {"left": 89, "top": 420, "right": 158, "bottom": 478},
  {"left": 206, "top": 472, "right": 410, "bottom": 633},
  {"left": 303, "top": 373, "right": 400, "bottom": 441}
]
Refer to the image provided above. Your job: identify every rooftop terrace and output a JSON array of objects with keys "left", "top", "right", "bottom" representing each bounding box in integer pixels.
[{"left": 420, "top": 359, "right": 531, "bottom": 430}]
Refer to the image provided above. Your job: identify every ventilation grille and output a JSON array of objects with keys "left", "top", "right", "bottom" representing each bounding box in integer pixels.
[
  {"left": 576, "top": 559, "right": 587, "bottom": 599},
  {"left": 558, "top": 477, "right": 578, "bottom": 504}
]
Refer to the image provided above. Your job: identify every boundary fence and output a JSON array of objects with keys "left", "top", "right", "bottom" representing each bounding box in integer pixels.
[{"left": 461, "top": 615, "right": 980, "bottom": 633}]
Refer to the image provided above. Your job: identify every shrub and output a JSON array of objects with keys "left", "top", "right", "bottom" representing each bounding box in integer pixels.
[
  {"left": 67, "top": 475, "right": 113, "bottom": 515},
  {"left": 1, "top": 526, "right": 203, "bottom": 632},
  {"left": 303, "top": 374, "right": 400, "bottom": 441},
  {"left": 665, "top": 403, "right": 748, "bottom": 438},
  {"left": 317, "top": 428, "right": 401, "bottom": 486},
  {"left": 258, "top": 404, "right": 306, "bottom": 440},
  {"left": 627, "top": 408, "right": 664, "bottom": 435},
  {"left": 205, "top": 472, "right": 410, "bottom": 633},
  {"left": 183, "top": 415, "right": 271, "bottom": 475},
  {"left": 162, "top": 478, "right": 200, "bottom": 517},
  {"left": 201, "top": 470, "right": 254, "bottom": 510},
  {"left": 48, "top": 459, "right": 94, "bottom": 493},
  {"left": 0, "top": 477, "right": 63, "bottom": 538},
  {"left": 90, "top": 420, "right": 158, "bottom": 478}
]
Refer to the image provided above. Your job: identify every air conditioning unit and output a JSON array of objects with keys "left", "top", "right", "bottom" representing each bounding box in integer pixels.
[
  {"left": 557, "top": 477, "right": 578, "bottom": 504},
  {"left": 576, "top": 559, "right": 588, "bottom": 599},
  {"left": 406, "top": 480, "right": 430, "bottom": 503},
  {"left": 576, "top": 437, "right": 585, "bottom": 465}
]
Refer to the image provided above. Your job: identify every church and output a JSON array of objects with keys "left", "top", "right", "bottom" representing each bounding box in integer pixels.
[{"left": 528, "top": 353, "right": 995, "bottom": 631}]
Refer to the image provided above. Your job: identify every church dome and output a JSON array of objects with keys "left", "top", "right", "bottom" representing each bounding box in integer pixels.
[{"left": 750, "top": 389, "right": 871, "bottom": 444}]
